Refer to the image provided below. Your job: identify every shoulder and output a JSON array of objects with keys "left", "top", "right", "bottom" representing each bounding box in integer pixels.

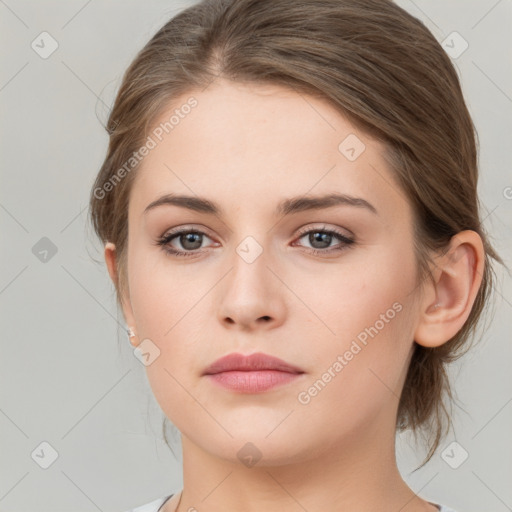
[{"left": 122, "top": 494, "right": 174, "bottom": 512}]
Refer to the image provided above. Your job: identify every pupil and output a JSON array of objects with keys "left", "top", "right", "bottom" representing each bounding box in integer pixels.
[
  {"left": 310, "top": 232, "right": 331, "bottom": 249},
  {"left": 182, "top": 233, "right": 202, "bottom": 250}
]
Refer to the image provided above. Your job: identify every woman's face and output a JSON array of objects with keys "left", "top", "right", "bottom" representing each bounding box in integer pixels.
[{"left": 118, "top": 80, "right": 425, "bottom": 465}]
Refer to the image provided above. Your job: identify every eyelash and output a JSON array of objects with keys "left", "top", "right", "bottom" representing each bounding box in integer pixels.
[{"left": 155, "top": 225, "right": 355, "bottom": 258}]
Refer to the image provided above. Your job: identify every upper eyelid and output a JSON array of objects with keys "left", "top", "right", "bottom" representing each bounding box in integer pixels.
[
  {"left": 296, "top": 223, "right": 352, "bottom": 237},
  {"left": 161, "top": 225, "right": 215, "bottom": 241},
  {"left": 161, "top": 223, "right": 351, "bottom": 237}
]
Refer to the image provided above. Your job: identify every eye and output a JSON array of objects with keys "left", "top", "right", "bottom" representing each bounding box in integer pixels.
[
  {"left": 155, "top": 228, "right": 216, "bottom": 258},
  {"left": 293, "top": 225, "right": 355, "bottom": 255},
  {"left": 155, "top": 224, "right": 355, "bottom": 259}
]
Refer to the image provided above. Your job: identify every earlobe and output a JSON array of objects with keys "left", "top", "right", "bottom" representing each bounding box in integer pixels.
[
  {"left": 126, "top": 326, "right": 139, "bottom": 347},
  {"left": 414, "top": 230, "right": 485, "bottom": 348}
]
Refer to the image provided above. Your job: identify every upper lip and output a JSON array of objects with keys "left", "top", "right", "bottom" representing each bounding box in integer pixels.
[{"left": 202, "top": 352, "right": 305, "bottom": 375}]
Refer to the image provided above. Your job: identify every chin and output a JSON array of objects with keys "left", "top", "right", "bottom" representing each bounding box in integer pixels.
[{"left": 186, "top": 425, "right": 318, "bottom": 468}]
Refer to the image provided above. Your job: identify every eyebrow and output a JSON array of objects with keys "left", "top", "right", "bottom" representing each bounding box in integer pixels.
[{"left": 143, "top": 192, "right": 378, "bottom": 217}]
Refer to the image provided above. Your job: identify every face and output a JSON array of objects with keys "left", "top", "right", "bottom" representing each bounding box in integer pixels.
[{"left": 117, "top": 80, "right": 424, "bottom": 466}]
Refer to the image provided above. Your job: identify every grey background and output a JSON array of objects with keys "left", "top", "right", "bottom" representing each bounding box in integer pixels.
[{"left": 0, "top": 1, "right": 511, "bottom": 511}]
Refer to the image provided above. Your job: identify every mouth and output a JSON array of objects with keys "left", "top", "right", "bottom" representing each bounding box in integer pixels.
[{"left": 202, "top": 352, "right": 305, "bottom": 393}]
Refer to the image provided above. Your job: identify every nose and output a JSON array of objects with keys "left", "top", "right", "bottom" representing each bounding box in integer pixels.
[{"left": 216, "top": 244, "right": 286, "bottom": 332}]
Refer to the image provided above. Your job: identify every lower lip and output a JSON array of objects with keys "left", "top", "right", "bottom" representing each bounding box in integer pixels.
[{"left": 205, "top": 370, "right": 303, "bottom": 392}]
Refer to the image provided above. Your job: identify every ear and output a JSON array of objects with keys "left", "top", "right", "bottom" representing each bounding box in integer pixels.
[
  {"left": 104, "top": 242, "right": 139, "bottom": 347},
  {"left": 414, "top": 230, "right": 485, "bottom": 348}
]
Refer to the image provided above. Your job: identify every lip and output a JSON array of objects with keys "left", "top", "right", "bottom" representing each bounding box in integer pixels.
[
  {"left": 203, "top": 352, "right": 304, "bottom": 375},
  {"left": 202, "top": 352, "right": 305, "bottom": 393}
]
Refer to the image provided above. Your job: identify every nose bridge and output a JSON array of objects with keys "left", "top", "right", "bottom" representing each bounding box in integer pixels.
[
  {"left": 216, "top": 227, "right": 285, "bottom": 329},
  {"left": 227, "top": 211, "right": 272, "bottom": 272},
  {"left": 229, "top": 231, "right": 272, "bottom": 296}
]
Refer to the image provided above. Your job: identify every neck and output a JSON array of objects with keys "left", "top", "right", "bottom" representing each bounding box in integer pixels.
[{"left": 171, "top": 417, "right": 431, "bottom": 512}]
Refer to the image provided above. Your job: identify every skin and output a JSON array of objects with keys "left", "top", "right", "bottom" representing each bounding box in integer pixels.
[{"left": 105, "top": 80, "right": 484, "bottom": 512}]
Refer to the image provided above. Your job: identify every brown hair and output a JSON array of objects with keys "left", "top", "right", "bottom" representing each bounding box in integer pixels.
[{"left": 89, "top": 0, "right": 506, "bottom": 466}]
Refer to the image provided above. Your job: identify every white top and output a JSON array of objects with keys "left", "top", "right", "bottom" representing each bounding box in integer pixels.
[
  {"left": 123, "top": 494, "right": 459, "bottom": 512},
  {"left": 123, "top": 495, "right": 172, "bottom": 512}
]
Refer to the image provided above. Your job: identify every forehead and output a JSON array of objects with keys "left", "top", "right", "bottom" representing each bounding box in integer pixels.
[{"left": 129, "top": 80, "right": 408, "bottom": 224}]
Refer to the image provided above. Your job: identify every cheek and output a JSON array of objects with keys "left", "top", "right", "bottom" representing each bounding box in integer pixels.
[
  {"left": 300, "top": 242, "right": 416, "bottom": 346},
  {"left": 126, "top": 249, "right": 216, "bottom": 417},
  {"left": 293, "top": 303, "right": 414, "bottom": 445},
  {"left": 128, "top": 244, "right": 208, "bottom": 338},
  {"left": 294, "top": 245, "right": 417, "bottom": 413}
]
